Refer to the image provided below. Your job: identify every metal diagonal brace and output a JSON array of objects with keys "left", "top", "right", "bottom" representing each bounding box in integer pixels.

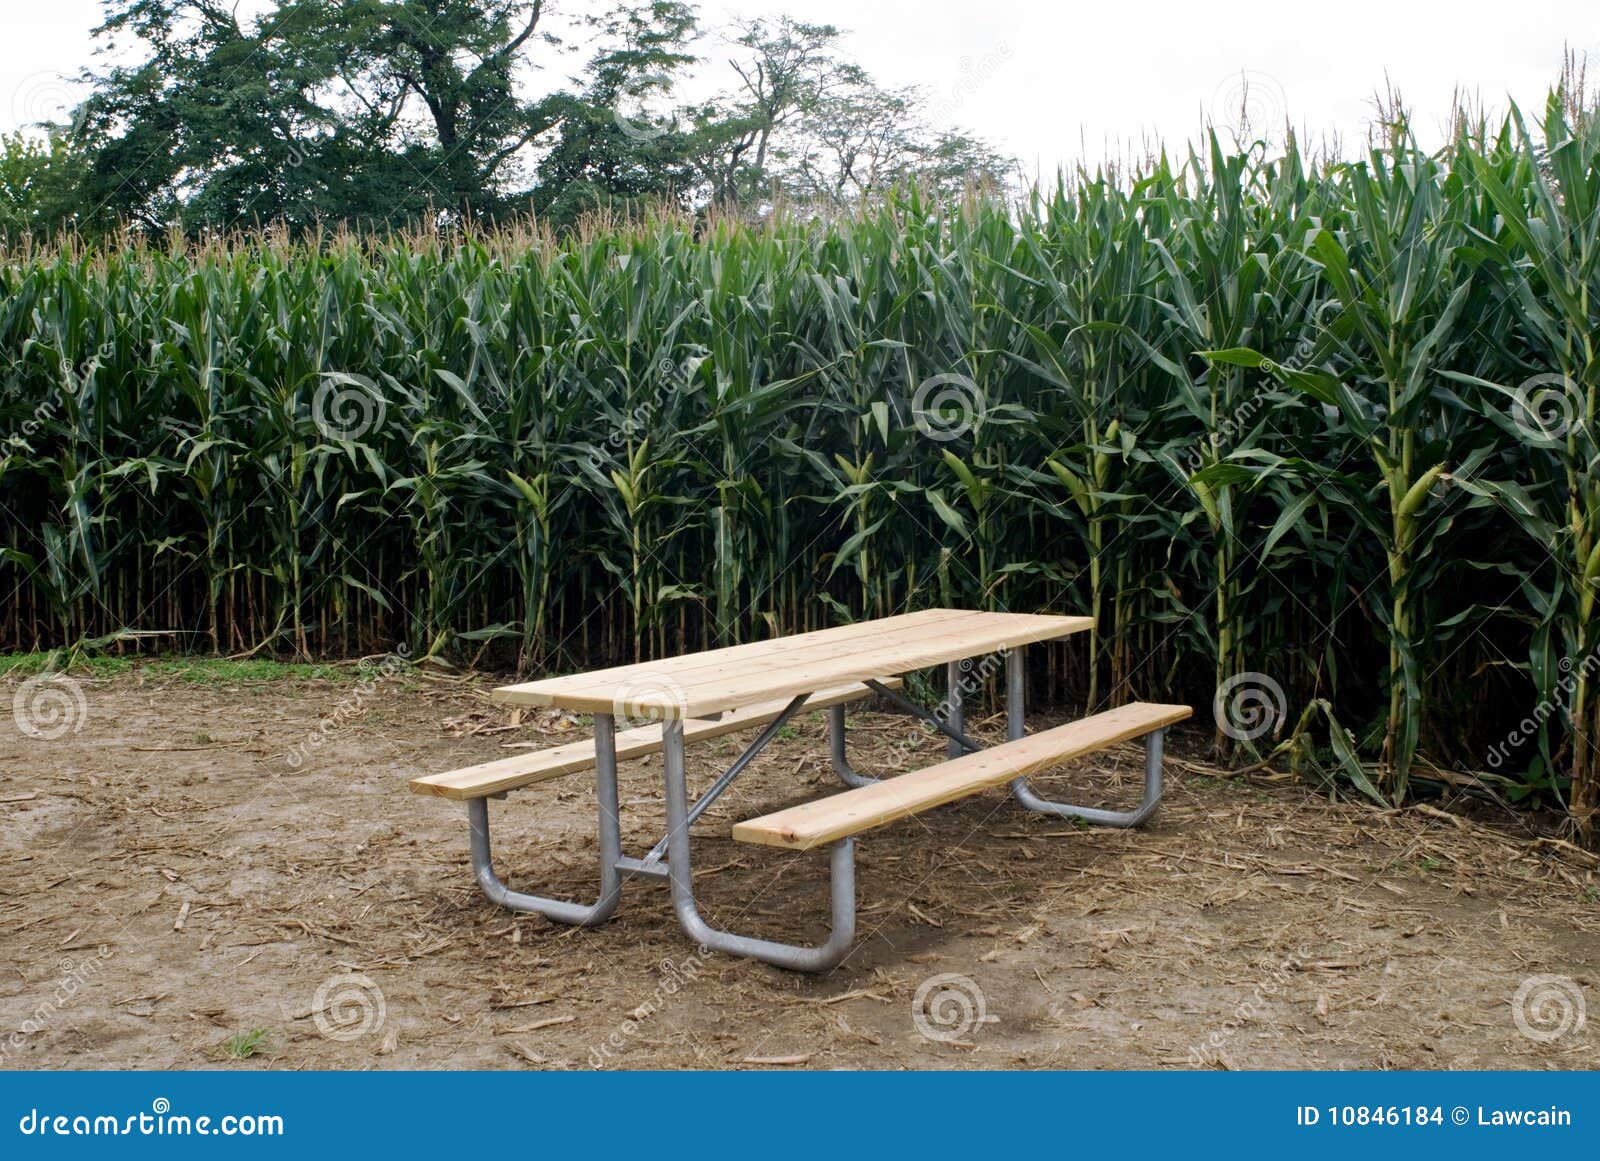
[
  {"left": 863, "top": 678, "right": 985, "bottom": 754},
  {"left": 830, "top": 660, "right": 972, "bottom": 786},
  {"left": 642, "top": 694, "right": 809, "bottom": 864},
  {"left": 661, "top": 718, "right": 855, "bottom": 972},
  {"left": 465, "top": 712, "right": 624, "bottom": 926}
]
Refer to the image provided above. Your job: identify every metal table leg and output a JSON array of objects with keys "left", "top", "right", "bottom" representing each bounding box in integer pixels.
[
  {"left": 661, "top": 718, "right": 856, "bottom": 972},
  {"left": 832, "top": 662, "right": 972, "bottom": 785},
  {"left": 1005, "top": 646, "right": 1167, "bottom": 827},
  {"left": 946, "top": 659, "right": 966, "bottom": 759},
  {"left": 465, "top": 712, "right": 623, "bottom": 926},
  {"left": 644, "top": 695, "right": 808, "bottom": 860},
  {"left": 826, "top": 704, "right": 878, "bottom": 787}
]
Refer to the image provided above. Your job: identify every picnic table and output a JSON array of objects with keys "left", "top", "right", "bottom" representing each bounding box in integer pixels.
[{"left": 411, "top": 608, "right": 1191, "bottom": 971}]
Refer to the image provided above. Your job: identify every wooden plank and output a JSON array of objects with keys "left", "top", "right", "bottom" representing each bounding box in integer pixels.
[
  {"left": 730, "top": 702, "right": 1193, "bottom": 850},
  {"left": 409, "top": 679, "right": 901, "bottom": 801},
  {"left": 493, "top": 609, "right": 1092, "bottom": 719},
  {"left": 654, "top": 611, "right": 1086, "bottom": 693},
  {"left": 492, "top": 609, "right": 1003, "bottom": 707},
  {"left": 492, "top": 610, "right": 965, "bottom": 707},
  {"left": 543, "top": 611, "right": 1091, "bottom": 719}
]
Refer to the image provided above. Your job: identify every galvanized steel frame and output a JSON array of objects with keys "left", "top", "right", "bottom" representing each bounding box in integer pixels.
[{"left": 464, "top": 643, "right": 1169, "bottom": 971}]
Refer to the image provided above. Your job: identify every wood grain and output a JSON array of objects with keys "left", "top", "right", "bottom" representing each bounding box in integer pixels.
[
  {"left": 409, "top": 679, "right": 900, "bottom": 800},
  {"left": 492, "top": 609, "right": 1092, "bottom": 718},
  {"left": 731, "top": 702, "right": 1193, "bottom": 849}
]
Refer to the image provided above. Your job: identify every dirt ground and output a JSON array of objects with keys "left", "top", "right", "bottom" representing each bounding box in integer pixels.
[{"left": 2, "top": 665, "right": 1597, "bottom": 1071}]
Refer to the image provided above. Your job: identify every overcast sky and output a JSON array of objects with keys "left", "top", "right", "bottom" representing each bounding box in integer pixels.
[{"left": 3, "top": 0, "right": 1595, "bottom": 177}]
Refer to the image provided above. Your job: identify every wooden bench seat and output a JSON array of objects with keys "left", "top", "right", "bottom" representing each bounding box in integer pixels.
[
  {"left": 409, "top": 678, "right": 901, "bottom": 801},
  {"left": 731, "top": 701, "right": 1192, "bottom": 850}
]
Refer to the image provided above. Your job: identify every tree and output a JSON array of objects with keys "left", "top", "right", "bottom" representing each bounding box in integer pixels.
[
  {"left": 683, "top": 17, "right": 1011, "bottom": 211},
  {"left": 59, "top": 2, "right": 1009, "bottom": 236},
  {"left": 0, "top": 132, "right": 91, "bottom": 243},
  {"left": 780, "top": 84, "right": 1011, "bottom": 204},
  {"left": 77, "top": 0, "right": 574, "bottom": 230},
  {"left": 684, "top": 18, "right": 863, "bottom": 208},
  {"left": 530, "top": 2, "right": 701, "bottom": 228}
]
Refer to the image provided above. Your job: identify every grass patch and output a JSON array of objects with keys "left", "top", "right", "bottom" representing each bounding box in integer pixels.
[
  {"left": 0, "top": 653, "right": 363, "bottom": 683},
  {"left": 218, "top": 1028, "right": 272, "bottom": 1060}
]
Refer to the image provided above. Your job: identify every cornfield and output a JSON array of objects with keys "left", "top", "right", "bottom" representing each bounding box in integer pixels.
[{"left": 3, "top": 96, "right": 1599, "bottom": 840}]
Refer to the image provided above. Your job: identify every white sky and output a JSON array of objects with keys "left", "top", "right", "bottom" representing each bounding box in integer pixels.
[{"left": 2, "top": 0, "right": 1595, "bottom": 176}]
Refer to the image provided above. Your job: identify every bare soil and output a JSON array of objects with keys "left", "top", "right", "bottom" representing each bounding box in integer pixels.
[{"left": 2, "top": 667, "right": 1597, "bottom": 1070}]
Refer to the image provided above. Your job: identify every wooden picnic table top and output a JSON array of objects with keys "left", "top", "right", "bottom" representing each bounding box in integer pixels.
[{"left": 492, "top": 607, "right": 1092, "bottom": 720}]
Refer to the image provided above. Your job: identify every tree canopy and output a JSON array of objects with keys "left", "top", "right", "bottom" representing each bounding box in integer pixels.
[{"left": 3, "top": 1, "right": 1010, "bottom": 240}]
